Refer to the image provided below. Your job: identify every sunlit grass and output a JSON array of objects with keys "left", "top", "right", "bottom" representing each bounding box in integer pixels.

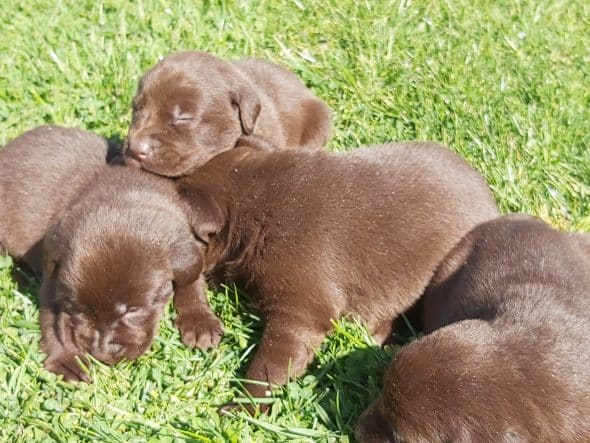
[{"left": 1, "top": 0, "right": 588, "bottom": 440}]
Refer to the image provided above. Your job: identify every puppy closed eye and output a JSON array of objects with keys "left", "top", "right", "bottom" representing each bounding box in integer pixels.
[
  {"left": 170, "top": 114, "right": 195, "bottom": 126},
  {"left": 121, "top": 305, "right": 145, "bottom": 321}
]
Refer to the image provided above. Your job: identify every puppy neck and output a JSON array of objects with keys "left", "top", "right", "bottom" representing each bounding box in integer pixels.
[{"left": 177, "top": 146, "right": 270, "bottom": 284}]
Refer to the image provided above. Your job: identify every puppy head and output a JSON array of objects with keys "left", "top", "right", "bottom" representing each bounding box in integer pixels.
[
  {"left": 125, "top": 51, "right": 261, "bottom": 177},
  {"left": 42, "top": 193, "right": 203, "bottom": 365}
]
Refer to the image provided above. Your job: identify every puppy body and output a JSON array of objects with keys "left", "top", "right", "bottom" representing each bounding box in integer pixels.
[
  {"left": 356, "top": 215, "right": 590, "bottom": 442},
  {"left": 0, "top": 125, "right": 117, "bottom": 275},
  {"left": 125, "top": 51, "right": 332, "bottom": 176},
  {"left": 178, "top": 138, "right": 499, "bottom": 400},
  {"left": 40, "top": 167, "right": 221, "bottom": 381}
]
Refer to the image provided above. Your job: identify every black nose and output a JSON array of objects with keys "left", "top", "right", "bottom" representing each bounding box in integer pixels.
[{"left": 128, "top": 139, "right": 151, "bottom": 162}]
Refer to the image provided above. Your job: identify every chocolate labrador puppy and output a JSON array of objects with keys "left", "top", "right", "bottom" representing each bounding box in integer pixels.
[
  {"left": 176, "top": 136, "right": 499, "bottom": 408},
  {"left": 0, "top": 125, "right": 119, "bottom": 276},
  {"left": 356, "top": 214, "right": 590, "bottom": 442},
  {"left": 40, "top": 167, "right": 222, "bottom": 381},
  {"left": 124, "top": 51, "right": 332, "bottom": 176}
]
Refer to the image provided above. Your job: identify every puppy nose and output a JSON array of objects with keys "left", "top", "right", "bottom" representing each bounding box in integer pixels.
[
  {"left": 128, "top": 139, "right": 152, "bottom": 162},
  {"left": 91, "top": 330, "right": 123, "bottom": 364}
]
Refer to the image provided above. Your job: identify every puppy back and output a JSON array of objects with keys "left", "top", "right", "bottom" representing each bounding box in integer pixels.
[{"left": 0, "top": 125, "right": 113, "bottom": 272}]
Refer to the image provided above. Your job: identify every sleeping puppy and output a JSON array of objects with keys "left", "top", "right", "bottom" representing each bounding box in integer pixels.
[
  {"left": 176, "top": 135, "right": 499, "bottom": 408},
  {"left": 0, "top": 125, "right": 120, "bottom": 276},
  {"left": 40, "top": 167, "right": 222, "bottom": 381},
  {"left": 124, "top": 51, "right": 332, "bottom": 176},
  {"left": 356, "top": 214, "right": 590, "bottom": 442}
]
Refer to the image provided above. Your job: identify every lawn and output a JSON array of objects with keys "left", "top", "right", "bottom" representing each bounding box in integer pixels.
[{"left": 0, "top": 0, "right": 589, "bottom": 441}]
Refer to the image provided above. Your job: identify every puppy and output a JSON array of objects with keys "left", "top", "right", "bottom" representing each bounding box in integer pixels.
[
  {"left": 0, "top": 125, "right": 120, "bottom": 276},
  {"left": 176, "top": 135, "right": 499, "bottom": 406},
  {"left": 124, "top": 51, "right": 332, "bottom": 176},
  {"left": 40, "top": 167, "right": 222, "bottom": 381},
  {"left": 356, "top": 214, "right": 590, "bottom": 442}
]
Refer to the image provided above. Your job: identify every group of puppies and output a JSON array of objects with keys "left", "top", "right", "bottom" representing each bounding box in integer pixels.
[{"left": 1, "top": 51, "right": 589, "bottom": 441}]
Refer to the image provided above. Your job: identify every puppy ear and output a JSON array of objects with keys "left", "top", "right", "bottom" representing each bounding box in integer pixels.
[
  {"left": 39, "top": 251, "right": 69, "bottom": 352},
  {"left": 42, "top": 229, "right": 64, "bottom": 278},
  {"left": 231, "top": 83, "right": 261, "bottom": 135},
  {"left": 178, "top": 187, "right": 226, "bottom": 245}
]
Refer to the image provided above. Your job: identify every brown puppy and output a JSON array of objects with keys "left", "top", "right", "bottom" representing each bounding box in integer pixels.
[
  {"left": 356, "top": 214, "right": 590, "bottom": 442},
  {"left": 0, "top": 125, "right": 120, "bottom": 276},
  {"left": 40, "top": 167, "right": 222, "bottom": 381},
  {"left": 124, "top": 51, "right": 332, "bottom": 176},
  {"left": 176, "top": 136, "right": 499, "bottom": 406}
]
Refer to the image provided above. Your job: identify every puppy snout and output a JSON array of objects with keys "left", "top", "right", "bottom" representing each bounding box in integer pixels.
[
  {"left": 91, "top": 330, "right": 124, "bottom": 364},
  {"left": 127, "top": 138, "right": 152, "bottom": 162}
]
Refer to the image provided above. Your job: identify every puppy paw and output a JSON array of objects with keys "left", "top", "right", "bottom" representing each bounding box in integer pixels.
[
  {"left": 175, "top": 313, "right": 224, "bottom": 350},
  {"left": 44, "top": 353, "right": 90, "bottom": 383}
]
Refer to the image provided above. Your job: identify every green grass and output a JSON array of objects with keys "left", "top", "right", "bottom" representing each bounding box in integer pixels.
[{"left": 1, "top": 0, "right": 589, "bottom": 441}]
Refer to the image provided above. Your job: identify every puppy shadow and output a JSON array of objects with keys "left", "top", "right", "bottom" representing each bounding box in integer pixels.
[
  {"left": 311, "top": 345, "right": 393, "bottom": 435},
  {"left": 106, "top": 134, "right": 125, "bottom": 164},
  {"left": 225, "top": 299, "right": 422, "bottom": 438},
  {"left": 309, "top": 309, "right": 421, "bottom": 437},
  {"left": 1, "top": 255, "right": 40, "bottom": 307}
]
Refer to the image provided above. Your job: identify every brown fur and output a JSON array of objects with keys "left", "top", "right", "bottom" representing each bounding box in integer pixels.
[
  {"left": 0, "top": 125, "right": 120, "bottom": 276},
  {"left": 356, "top": 214, "right": 590, "bottom": 442},
  {"left": 124, "top": 51, "right": 332, "bottom": 177},
  {"left": 176, "top": 135, "right": 499, "bottom": 407},
  {"left": 39, "top": 167, "right": 222, "bottom": 381}
]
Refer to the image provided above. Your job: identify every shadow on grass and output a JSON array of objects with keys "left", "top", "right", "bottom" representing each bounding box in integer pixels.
[
  {"left": 224, "top": 291, "right": 423, "bottom": 438},
  {"left": 8, "top": 261, "right": 41, "bottom": 308}
]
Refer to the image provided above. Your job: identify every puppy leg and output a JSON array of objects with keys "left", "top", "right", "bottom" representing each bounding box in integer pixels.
[
  {"left": 242, "top": 309, "right": 331, "bottom": 406},
  {"left": 174, "top": 275, "right": 224, "bottom": 350}
]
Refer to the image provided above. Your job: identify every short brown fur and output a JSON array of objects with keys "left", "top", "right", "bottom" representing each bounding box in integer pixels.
[
  {"left": 124, "top": 51, "right": 332, "bottom": 177},
  {"left": 39, "top": 167, "right": 222, "bottom": 381},
  {"left": 177, "top": 135, "right": 499, "bottom": 406},
  {"left": 356, "top": 215, "right": 590, "bottom": 442},
  {"left": 0, "top": 125, "right": 121, "bottom": 276}
]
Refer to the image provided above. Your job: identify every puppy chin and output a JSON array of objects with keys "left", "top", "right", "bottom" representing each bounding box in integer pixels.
[
  {"left": 94, "top": 353, "right": 125, "bottom": 366},
  {"left": 92, "top": 341, "right": 151, "bottom": 365},
  {"left": 122, "top": 154, "right": 142, "bottom": 168},
  {"left": 141, "top": 159, "right": 193, "bottom": 178},
  {"left": 124, "top": 341, "right": 153, "bottom": 361}
]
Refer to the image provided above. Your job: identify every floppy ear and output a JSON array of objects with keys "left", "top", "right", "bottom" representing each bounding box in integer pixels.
[
  {"left": 230, "top": 83, "right": 261, "bottom": 135},
  {"left": 42, "top": 228, "right": 64, "bottom": 279},
  {"left": 39, "top": 275, "right": 66, "bottom": 350},
  {"left": 39, "top": 232, "right": 70, "bottom": 352},
  {"left": 178, "top": 186, "right": 226, "bottom": 245}
]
